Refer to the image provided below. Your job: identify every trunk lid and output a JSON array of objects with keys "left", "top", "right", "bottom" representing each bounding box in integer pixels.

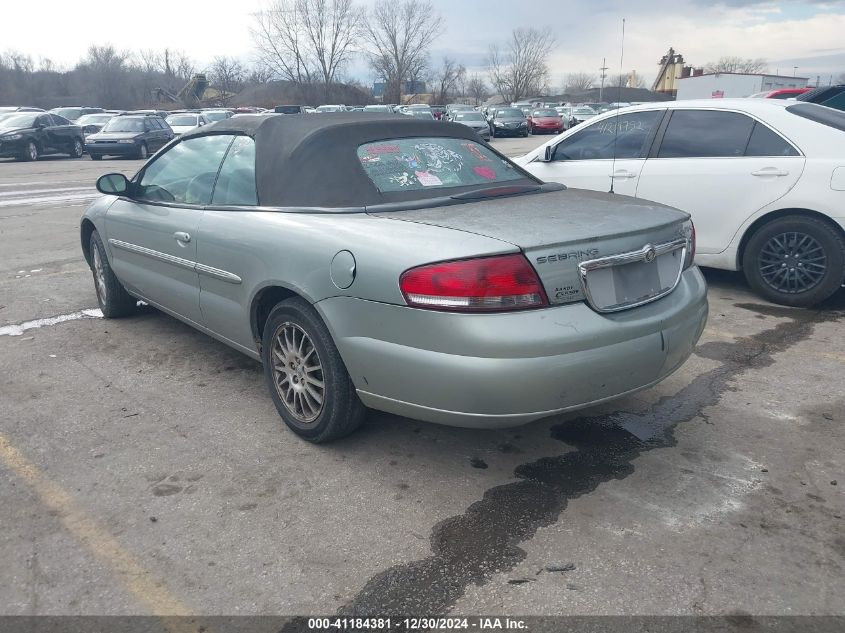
[{"left": 370, "top": 188, "right": 691, "bottom": 310}]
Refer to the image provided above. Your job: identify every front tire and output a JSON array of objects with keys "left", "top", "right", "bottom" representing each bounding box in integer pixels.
[
  {"left": 262, "top": 298, "right": 365, "bottom": 443},
  {"left": 19, "top": 141, "right": 38, "bottom": 162},
  {"left": 70, "top": 138, "right": 84, "bottom": 158},
  {"left": 136, "top": 142, "right": 148, "bottom": 160},
  {"left": 742, "top": 215, "right": 845, "bottom": 307},
  {"left": 89, "top": 231, "right": 137, "bottom": 317}
]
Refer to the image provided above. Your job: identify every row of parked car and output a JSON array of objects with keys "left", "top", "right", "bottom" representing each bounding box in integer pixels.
[{"left": 0, "top": 106, "right": 239, "bottom": 161}]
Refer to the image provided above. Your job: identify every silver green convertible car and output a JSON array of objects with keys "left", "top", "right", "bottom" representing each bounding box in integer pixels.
[{"left": 81, "top": 114, "right": 708, "bottom": 442}]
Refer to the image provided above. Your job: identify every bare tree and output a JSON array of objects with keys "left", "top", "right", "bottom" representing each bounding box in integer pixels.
[
  {"left": 210, "top": 56, "right": 246, "bottom": 98},
  {"left": 564, "top": 72, "right": 596, "bottom": 93},
  {"left": 487, "top": 27, "right": 555, "bottom": 103},
  {"left": 251, "top": 0, "right": 316, "bottom": 88},
  {"left": 298, "top": 0, "right": 363, "bottom": 99},
  {"left": 78, "top": 45, "right": 133, "bottom": 107},
  {"left": 433, "top": 57, "right": 465, "bottom": 104},
  {"left": 705, "top": 56, "right": 768, "bottom": 74},
  {"left": 466, "top": 73, "right": 489, "bottom": 105},
  {"left": 363, "top": 0, "right": 443, "bottom": 103}
]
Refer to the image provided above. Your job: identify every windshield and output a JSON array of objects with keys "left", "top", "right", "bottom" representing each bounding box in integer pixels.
[
  {"left": 454, "top": 113, "right": 484, "bottom": 121},
  {"left": 166, "top": 115, "right": 198, "bottom": 126},
  {"left": 204, "top": 111, "right": 230, "bottom": 121},
  {"left": 77, "top": 114, "right": 113, "bottom": 125},
  {"left": 496, "top": 108, "right": 525, "bottom": 118},
  {"left": 0, "top": 113, "right": 38, "bottom": 128},
  {"left": 103, "top": 118, "right": 145, "bottom": 133},
  {"left": 357, "top": 137, "right": 524, "bottom": 193},
  {"left": 51, "top": 108, "right": 83, "bottom": 120},
  {"left": 532, "top": 110, "right": 558, "bottom": 117}
]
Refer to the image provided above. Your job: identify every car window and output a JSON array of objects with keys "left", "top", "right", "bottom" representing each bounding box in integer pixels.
[
  {"left": 137, "top": 135, "right": 234, "bottom": 205},
  {"left": 552, "top": 110, "right": 661, "bottom": 161},
  {"left": 357, "top": 137, "right": 524, "bottom": 193},
  {"left": 36, "top": 115, "right": 52, "bottom": 127},
  {"left": 786, "top": 102, "right": 845, "bottom": 132},
  {"left": 658, "top": 110, "right": 755, "bottom": 158},
  {"left": 50, "top": 114, "right": 70, "bottom": 125},
  {"left": 819, "top": 92, "right": 845, "bottom": 110},
  {"left": 744, "top": 122, "right": 800, "bottom": 157},
  {"left": 211, "top": 136, "right": 257, "bottom": 206}
]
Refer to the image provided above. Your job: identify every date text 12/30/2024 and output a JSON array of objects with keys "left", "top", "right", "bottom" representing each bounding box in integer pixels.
[{"left": 307, "top": 617, "right": 529, "bottom": 630}]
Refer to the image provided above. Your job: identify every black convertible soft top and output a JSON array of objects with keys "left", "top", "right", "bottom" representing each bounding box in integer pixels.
[{"left": 180, "top": 113, "right": 538, "bottom": 208}]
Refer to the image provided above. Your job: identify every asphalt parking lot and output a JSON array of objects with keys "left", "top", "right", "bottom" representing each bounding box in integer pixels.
[{"left": 0, "top": 137, "right": 843, "bottom": 621}]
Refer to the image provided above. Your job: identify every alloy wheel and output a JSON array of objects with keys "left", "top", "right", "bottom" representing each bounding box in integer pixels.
[
  {"left": 271, "top": 322, "right": 325, "bottom": 424},
  {"left": 92, "top": 246, "right": 107, "bottom": 303},
  {"left": 73, "top": 139, "right": 83, "bottom": 157},
  {"left": 757, "top": 231, "right": 827, "bottom": 294},
  {"left": 28, "top": 142, "right": 38, "bottom": 161}
]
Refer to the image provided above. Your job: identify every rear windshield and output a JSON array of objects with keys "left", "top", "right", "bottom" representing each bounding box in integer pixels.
[
  {"left": 786, "top": 103, "right": 845, "bottom": 132},
  {"left": 357, "top": 137, "right": 523, "bottom": 193}
]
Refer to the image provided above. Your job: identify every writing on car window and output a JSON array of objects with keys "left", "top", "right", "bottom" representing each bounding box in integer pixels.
[{"left": 357, "top": 137, "right": 523, "bottom": 193}]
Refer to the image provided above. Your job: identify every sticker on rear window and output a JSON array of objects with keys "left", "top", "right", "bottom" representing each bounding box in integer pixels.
[{"left": 357, "top": 137, "right": 522, "bottom": 193}]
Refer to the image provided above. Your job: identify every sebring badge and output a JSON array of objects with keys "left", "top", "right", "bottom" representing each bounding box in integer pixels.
[{"left": 644, "top": 246, "right": 657, "bottom": 263}]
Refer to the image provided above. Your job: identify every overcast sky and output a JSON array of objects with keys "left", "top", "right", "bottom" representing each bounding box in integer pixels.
[{"left": 3, "top": 0, "right": 845, "bottom": 86}]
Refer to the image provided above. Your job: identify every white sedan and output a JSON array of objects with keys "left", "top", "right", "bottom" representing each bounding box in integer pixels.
[
  {"left": 164, "top": 112, "right": 210, "bottom": 135},
  {"left": 518, "top": 99, "right": 845, "bottom": 306}
]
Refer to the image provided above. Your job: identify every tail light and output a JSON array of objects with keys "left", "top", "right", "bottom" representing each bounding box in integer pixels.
[
  {"left": 399, "top": 254, "right": 549, "bottom": 312},
  {"left": 684, "top": 221, "right": 696, "bottom": 269}
]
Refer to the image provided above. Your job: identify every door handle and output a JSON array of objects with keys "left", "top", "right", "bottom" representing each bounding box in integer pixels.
[
  {"left": 611, "top": 170, "right": 636, "bottom": 179},
  {"left": 174, "top": 231, "right": 191, "bottom": 243},
  {"left": 751, "top": 168, "right": 789, "bottom": 177}
]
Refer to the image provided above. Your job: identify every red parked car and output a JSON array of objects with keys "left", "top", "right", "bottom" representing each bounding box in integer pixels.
[
  {"left": 749, "top": 88, "right": 813, "bottom": 99},
  {"left": 527, "top": 108, "right": 564, "bottom": 134}
]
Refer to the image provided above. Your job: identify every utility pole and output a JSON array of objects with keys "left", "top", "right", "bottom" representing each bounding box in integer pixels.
[{"left": 599, "top": 57, "right": 608, "bottom": 102}]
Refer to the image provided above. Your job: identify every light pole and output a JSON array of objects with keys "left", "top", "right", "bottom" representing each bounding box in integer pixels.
[
  {"left": 599, "top": 58, "right": 608, "bottom": 102},
  {"left": 793, "top": 66, "right": 798, "bottom": 77}
]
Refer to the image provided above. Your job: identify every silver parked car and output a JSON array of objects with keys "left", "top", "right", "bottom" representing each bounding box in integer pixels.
[
  {"left": 450, "top": 111, "right": 491, "bottom": 140},
  {"left": 81, "top": 114, "right": 707, "bottom": 442}
]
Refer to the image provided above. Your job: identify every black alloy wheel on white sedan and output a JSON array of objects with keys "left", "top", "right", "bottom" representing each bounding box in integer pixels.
[{"left": 743, "top": 215, "right": 845, "bottom": 307}]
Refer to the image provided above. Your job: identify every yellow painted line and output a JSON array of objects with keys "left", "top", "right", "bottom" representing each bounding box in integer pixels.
[{"left": 0, "top": 433, "right": 194, "bottom": 623}]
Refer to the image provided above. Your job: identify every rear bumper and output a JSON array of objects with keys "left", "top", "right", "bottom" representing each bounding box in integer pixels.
[{"left": 317, "top": 267, "right": 708, "bottom": 428}]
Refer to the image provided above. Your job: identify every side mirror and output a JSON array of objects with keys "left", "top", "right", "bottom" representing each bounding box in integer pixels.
[
  {"left": 539, "top": 146, "right": 554, "bottom": 163},
  {"left": 96, "top": 173, "right": 130, "bottom": 196}
]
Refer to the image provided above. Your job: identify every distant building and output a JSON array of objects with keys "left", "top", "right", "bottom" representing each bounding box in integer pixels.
[
  {"left": 372, "top": 80, "right": 427, "bottom": 100},
  {"left": 676, "top": 73, "right": 809, "bottom": 100},
  {"left": 652, "top": 47, "right": 688, "bottom": 97}
]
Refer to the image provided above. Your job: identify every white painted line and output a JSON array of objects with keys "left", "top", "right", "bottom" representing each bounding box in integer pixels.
[
  {"left": 0, "top": 186, "right": 95, "bottom": 198},
  {"left": 0, "top": 309, "right": 103, "bottom": 337},
  {"left": 0, "top": 193, "right": 99, "bottom": 208}
]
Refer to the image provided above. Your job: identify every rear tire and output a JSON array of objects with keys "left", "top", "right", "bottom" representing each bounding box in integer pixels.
[
  {"left": 742, "top": 215, "right": 845, "bottom": 307},
  {"left": 262, "top": 298, "right": 365, "bottom": 443},
  {"left": 89, "top": 231, "right": 137, "bottom": 317}
]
